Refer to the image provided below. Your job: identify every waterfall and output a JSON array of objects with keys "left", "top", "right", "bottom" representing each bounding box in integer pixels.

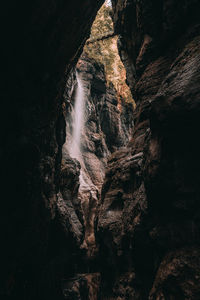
[
  {"left": 68, "top": 70, "right": 98, "bottom": 258},
  {"left": 69, "top": 71, "right": 90, "bottom": 189},
  {"left": 69, "top": 71, "right": 85, "bottom": 159}
]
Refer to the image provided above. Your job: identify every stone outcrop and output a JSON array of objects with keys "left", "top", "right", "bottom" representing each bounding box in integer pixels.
[{"left": 98, "top": 0, "right": 200, "bottom": 299}]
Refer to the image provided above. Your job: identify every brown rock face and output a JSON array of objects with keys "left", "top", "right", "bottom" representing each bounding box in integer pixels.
[{"left": 98, "top": 0, "right": 200, "bottom": 299}]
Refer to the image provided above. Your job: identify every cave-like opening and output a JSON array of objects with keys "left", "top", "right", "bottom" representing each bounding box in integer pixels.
[{"left": 59, "top": 0, "right": 135, "bottom": 296}]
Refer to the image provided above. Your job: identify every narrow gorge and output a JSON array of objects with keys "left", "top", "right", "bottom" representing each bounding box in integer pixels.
[{"left": 1, "top": 0, "right": 200, "bottom": 299}]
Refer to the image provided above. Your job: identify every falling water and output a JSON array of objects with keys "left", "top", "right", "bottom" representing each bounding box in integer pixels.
[
  {"left": 68, "top": 70, "right": 98, "bottom": 257},
  {"left": 70, "top": 71, "right": 85, "bottom": 159}
]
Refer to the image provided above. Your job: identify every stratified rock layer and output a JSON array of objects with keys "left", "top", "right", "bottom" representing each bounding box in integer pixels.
[{"left": 98, "top": 0, "right": 200, "bottom": 299}]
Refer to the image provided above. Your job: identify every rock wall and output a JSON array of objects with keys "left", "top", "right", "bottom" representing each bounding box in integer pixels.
[
  {"left": 0, "top": 1, "right": 104, "bottom": 299},
  {"left": 98, "top": 0, "right": 200, "bottom": 299}
]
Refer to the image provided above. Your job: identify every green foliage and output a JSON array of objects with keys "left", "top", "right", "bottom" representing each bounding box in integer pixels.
[
  {"left": 84, "top": 2, "right": 135, "bottom": 106},
  {"left": 90, "top": 4, "right": 113, "bottom": 40}
]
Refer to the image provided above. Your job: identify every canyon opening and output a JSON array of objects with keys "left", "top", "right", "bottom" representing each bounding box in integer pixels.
[{"left": 1, "top": 0, "right": 200, "bottom": 300}]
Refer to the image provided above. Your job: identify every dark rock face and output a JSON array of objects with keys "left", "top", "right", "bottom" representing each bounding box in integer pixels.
[
  {"left": 0, "top": 1, "right": 104, "bottom": 299},
  {"left": 98, "top": 0, "right": 200, "bottom": 299},
  {"left": 149, "top": 247, "right": 200, "bottom": 300},
  {"left": 62, "top": 273, "right": 100, "bottom": 300}
]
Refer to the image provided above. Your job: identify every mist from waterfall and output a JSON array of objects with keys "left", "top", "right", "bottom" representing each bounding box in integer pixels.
[{"left": 69, "top": 71, "right": 85, "bottom": 159}]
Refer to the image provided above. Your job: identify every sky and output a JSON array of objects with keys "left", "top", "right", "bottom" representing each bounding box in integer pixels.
[{"left": 106, "top": 0, "right": 112, "bottom": 7}]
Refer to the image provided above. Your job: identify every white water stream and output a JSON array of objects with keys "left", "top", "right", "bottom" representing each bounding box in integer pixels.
[
  {"left": 67, "top": 71, "right": 99, "bottom": 257},
  {"left": 69, "top": 72, "right": 85, "bottom": 159},
  {"left": 69, "top": 72, "right": 90, "bottom": 190}
]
